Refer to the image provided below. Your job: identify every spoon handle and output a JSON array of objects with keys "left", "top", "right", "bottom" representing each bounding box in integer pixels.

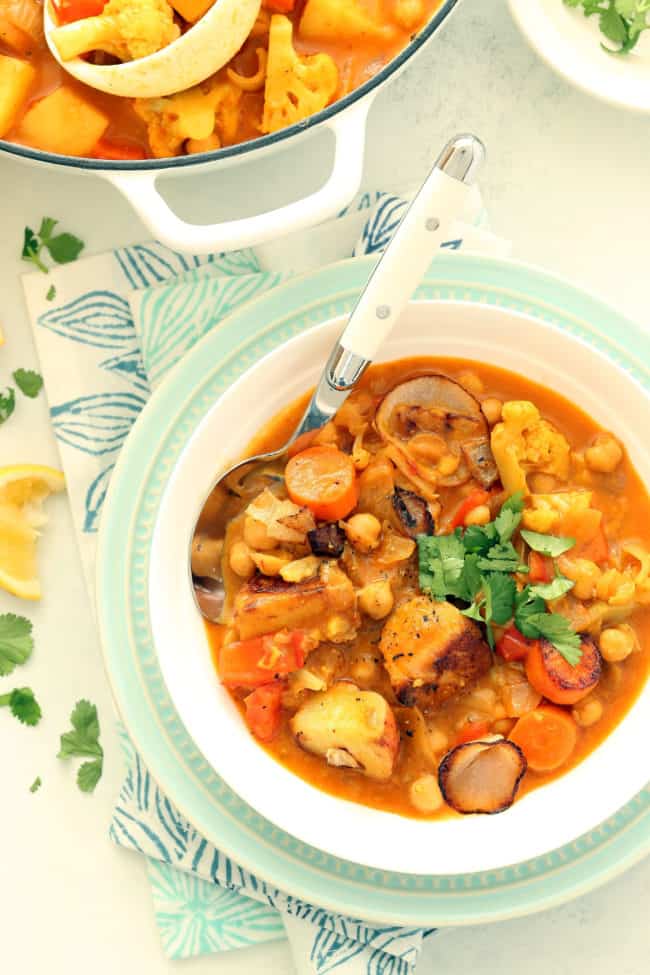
[{"left": 296, "top": 133, "right": 486, "bottom": 435}]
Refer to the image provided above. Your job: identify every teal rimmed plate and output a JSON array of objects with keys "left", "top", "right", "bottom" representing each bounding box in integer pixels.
[{"left": 97, "top": 254, "right": 650, "bottom": 924}]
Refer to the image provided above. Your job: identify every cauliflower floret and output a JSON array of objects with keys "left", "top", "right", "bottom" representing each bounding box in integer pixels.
[
  {"left": 134, "top": 79, "right": 241, "bottom": 157},
  {"left": 261, "top": 14, "right": 338, "bottom": 134},
  {"left": 490, "top": 400, "right": 570, "bottom": 497},
  {"left": 50, "top": 0, "right": 180, "bottom": 63},
  {"left": 522, "top": 490, "right": 593, "bottom": 534}
]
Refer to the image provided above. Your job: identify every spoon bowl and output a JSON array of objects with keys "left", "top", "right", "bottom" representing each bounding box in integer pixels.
[{"left": 44, "top": 0, "right": 261, "bottom": 98}]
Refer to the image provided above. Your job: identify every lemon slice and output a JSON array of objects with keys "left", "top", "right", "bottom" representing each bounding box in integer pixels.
[{"left": 0, "top": 464, "right": 66, "bottom": 600}]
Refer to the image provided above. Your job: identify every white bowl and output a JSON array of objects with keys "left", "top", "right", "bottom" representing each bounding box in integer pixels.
[
  {"left": 148, "top": 298, "right": 650, "bottom": 876},
  {"left": 509, "top": 0, "right": 650, "bottom": 112}
]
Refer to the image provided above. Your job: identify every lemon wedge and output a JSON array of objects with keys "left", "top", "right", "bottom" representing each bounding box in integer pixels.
[{"left": 0, "top": 464, "right": 66, "bottom": 600}]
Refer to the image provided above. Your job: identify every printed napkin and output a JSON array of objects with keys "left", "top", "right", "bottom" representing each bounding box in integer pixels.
[{"left": 22, "top": 186, "right": 510, "bottom": 972}]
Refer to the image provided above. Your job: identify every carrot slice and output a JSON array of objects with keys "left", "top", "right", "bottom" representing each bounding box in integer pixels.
[
  {"left": 529, "top": 552, "right": 554, "bottom": 583},
  {"left": 285, "top": 445, "right": 358, "bottom": 521},
  {"left": 450, "top": 488, "right": 490, "bottom": 529},
  {"left": 525, "top": 636, "right": 601, "bottom": 706},
  {"left": 509, "top": 706, "right": 578, "bottom": 772}
]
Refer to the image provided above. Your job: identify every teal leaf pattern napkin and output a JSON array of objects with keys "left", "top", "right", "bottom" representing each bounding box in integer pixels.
[{"left": 21, "top": 188, "right": 509, "bottom": 970}]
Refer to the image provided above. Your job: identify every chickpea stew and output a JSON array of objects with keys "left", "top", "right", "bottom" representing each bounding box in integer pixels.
[
  {"left": 195, "top": 358, "right": 650, "bottom": 819},
  {"left": 0, "top": 0, "right": 444, "bottom": 158}
]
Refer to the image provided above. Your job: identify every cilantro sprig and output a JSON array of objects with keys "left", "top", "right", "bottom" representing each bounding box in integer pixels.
[
  {"left": 0, "top": 687, "right": 42, "bottom": 726},
  {"left": 0, "top": 388, "right": 15, "bottom": 426},
  {"left": 0, "top": 614, "right": 34, "bottom": 676},
  {"left": 21, "top": 217, "right": 84, "bottom": 274},
  {"left": 13, "top": 368, "right": 43, "bottom": 399},
  {"left": 418, "top": 493, "right": 583, "bottom": 663},
  {"left": 58, "top": 699, "right": 104, "bottom": 793},
  {"left": 564, "top": 0, "right": 650, "bottom": 55}
]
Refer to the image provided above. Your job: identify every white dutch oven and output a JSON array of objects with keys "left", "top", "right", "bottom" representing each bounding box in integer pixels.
[{"left": 0, "top": 0, "right": 461, "bottom": 254}]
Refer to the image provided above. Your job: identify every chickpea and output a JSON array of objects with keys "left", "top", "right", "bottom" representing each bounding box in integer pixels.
[
  {"left": 428, "top": 726, "right": 448, "bottom": 753},
  {"left": 585, "top": 434, "right": 623, "bottom": 474},
  {"left": 437, "top": 453, "right": 460, "bottom": 477},
  {"left": 599, "top": 625, "right": 636, "bottom": 662},
  {"left": 343, "top": 513, "right": 382, "bottom": 553},
  {"left": 558, "top": 557, "right": 601, "bottom": 601},
  {"left": 409, "top": 774, "right": 444, "bottom": 813},
  {"left": 358, "top": 580, "right": 394, "bottom": 620},
  {"left": 251, "top": 550, "right": 292, "bottom": 576},
  {"left": 458, "top": 370, "right": 484, "bottom": 396},
  {"left": 228, "top": 540, "right": 255, "bottom": 579},
  {"left": 350, "top": 657, "right": 378, "bottom": 683},
  {"left": 481, "top": 397, "right": 503, "bottom": 427},
  {"left": 572, "top": 698, "right": 603, "bottom": 727},
  {"left": 243, "top": 516, "right": 276, "bottom": 551},
  {"left": 464, "top": 504, "right": 491, "bottom": 527},
  {"left": 191, "top": 535, "right": 223, "bottom": 578}
]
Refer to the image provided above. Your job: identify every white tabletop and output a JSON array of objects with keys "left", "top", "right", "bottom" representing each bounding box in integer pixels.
[{"left": 1, "top": 1, "right": 649, "bottom": 972}]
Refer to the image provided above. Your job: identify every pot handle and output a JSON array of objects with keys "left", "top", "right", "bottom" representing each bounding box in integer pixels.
[{"left": 105, "top": 101, "right": 371, "bottom": 255}]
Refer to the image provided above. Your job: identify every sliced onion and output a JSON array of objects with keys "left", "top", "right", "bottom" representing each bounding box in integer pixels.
[{"left": 438, "top": 739, "right": 527, "bottom": 815}]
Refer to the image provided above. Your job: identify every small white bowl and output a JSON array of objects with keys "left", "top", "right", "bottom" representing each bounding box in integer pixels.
[
  {"left": 147, "top": 297, "right": 650, "bottom": 876},
  {"left": 509, "top": 0, "right": 650, "bottom": 112}
]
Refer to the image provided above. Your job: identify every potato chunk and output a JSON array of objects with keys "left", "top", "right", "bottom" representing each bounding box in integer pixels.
[
  {"left": 291, "top": 681, "right": 399, "bottom": 780},
  {"left": 380, "top": 596, "right": 491, "bottom": 711},
  {"left": 232, "top": 563, "right": 358, "bottom": 643},
  {"left": 15, "top": 87, "right": 109, "bottom": 156},
  {"left": 0, "top": 54, "right": 35, "bottom": 138}
]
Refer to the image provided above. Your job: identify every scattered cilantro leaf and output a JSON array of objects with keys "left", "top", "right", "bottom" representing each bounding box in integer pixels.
[
  {"left": 486, "top": 573, "right": 518, "bottom": 625},
  {"left": 46, "top": 285, "right": 56, "bottom": 302},
  {"left": 77, "top": 759, "right": 103, "bottom": 793},
  {"left": 462, "top": 523, "right": 496, "bottom": 554},
  {"left": 564, "top": 0, "right": 650, "bottom": 54},
  {"left": 0, "top": 387, "right": 15, "bottom": 425},
  {"left": 522, "top": 613, "right": 583, "bottom": 666},
  {"left": 520, "top": 529, "right": 576, "bottom": 557},
  {"left": 30, "top": 776, "right": 42, "bottom": 793},
  {"left": 493, "top": 491, "right": 524, "bottom": 543},
  {"left": 0, "top": 687, "right": 42, "bottom": 726},
  {"left": 529, "top": 575, "right": 575, "bottom": 601},
  {"left": 13, "top": 368, "right": 43, "bottom": 399},
  {"left": 476, "top": 542, "right": 528, "bottom": 574},
  {"left": 418, "top": 530, "right": 469, "bottom": 600},
  {"left": 22, "top": 227, "right": 48, "bottom": 273},
  {"left": 0, "top": 613, "right": 34, "bottom": 676},
  {"left": 58, "top": 699, "right": 104, "bottom": 793},
  {"left": 38, "top": 217, "right": 58, "bottom": 240}
]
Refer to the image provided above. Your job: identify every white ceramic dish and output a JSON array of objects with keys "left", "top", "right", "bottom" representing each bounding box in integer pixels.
[
  {"left": 509, "top": 0, "right": 650, "bottom": 112},
  {"left": 147, "top": 296, "right": 650, "bottom": 876}
]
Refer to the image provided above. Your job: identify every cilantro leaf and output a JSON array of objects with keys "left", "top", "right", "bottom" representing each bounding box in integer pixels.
[
  {"left": 46, "top": 285, "right": 56, "bottom": 302},
  {"left": 463, "top": 523, "right": 497, "bottom": 554},
  {"left": 21, "top": 227, "right": 47, "bottom": 273},
  {"left": 485, "top": 572, "right": 517, "bottom": 625},
  {"left": 476, "top": 542, "right": 528, "bottom": 574},
  {"left": 418, "top": 530, "right": 468, "bottom": 600},
  {"left": 514, "top": 588, "right": 547, "bottom": 637},
  {"left": 0, "top": 387, "right": 15, "bottom": 425},
  {"left": 13, "top": 368, "right": 43, "bottom": 398},
  {"left": 45, "top": 232, "right": 85, "bottom": 265},
  {"left": 493, "top": 490, "right": 524, "bottom": 543},
  {"left": 523, "top": 613, "right": 583, "bottom": 666},
  {"left": 520, "top": 529, "right": 576, "bottom": 557},
  {"left": 600, "top": 3, "right": 629, "bottom": 41},
  {"left": 0, "top": 687, "right": 42, "bottom": 726},
  {"left": 564, "top": 0, "right": 650, "bottom": 54},
  {"left": 529, "top": 575, "right": 575, "bottom": 601},
  {"left": 30, "top": 776, "right": 42, "bottom": 793},
  {"left": 58, "top": 700, "right": 104, "bottom": 793},
  {"left": 0, "top": 613, "right": 33, "bottom": 676},
  {"left": 77, "top": 759, "right": 103, "bottom": 793}
]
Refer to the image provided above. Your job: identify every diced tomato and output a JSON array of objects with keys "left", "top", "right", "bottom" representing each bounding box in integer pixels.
[
  {"left": 219, "top": 630, "right": 314, "bottom": 689},
  {"left": 53, "top": 0, "right": 108, "bottom": 24},
  {"left": 244, "top": 681, "right": 284, "bottom": 742},
  {"left": 91, "top": 138, "right": 147, "bottom": 161},
  {"left": 496, "top": 624, "right": 539, "bottom": 662},
  {"left": 529, "top": 551, "right": 554, "bottom": 583},
  {"left": 455, "top": 719, "right": 491, "bottom": 745},
  {"left": 450, "top": 489, "right": 490, "bottom": 529},
  {"left": 263, "top": 0, "right": 295, "bottom": 10}
]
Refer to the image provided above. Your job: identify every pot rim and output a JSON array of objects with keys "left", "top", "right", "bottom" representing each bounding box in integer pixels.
[{"left": 0, "top": 0, "right": 460, "bottom": 172}]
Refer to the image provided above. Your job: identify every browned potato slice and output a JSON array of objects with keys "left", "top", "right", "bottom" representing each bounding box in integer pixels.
[
  {"left": 290, "top": 681, "right": 399, "bottom": 781},
  {"left": 379, "top": 596, "right": 491, "bottom": 711},
  {"left": 438, "top": 739, "right": 527, "bottom": 814},
  {"left": 232, "top": 563, "right": 358, "bottom": 642}
]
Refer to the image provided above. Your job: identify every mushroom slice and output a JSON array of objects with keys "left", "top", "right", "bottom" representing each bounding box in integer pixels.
[
  {"left": 308, "top": 522, "right": 346, "bottom": 558},
  {"left": 376, "top": 375, "right": 488, "bottom": 488},
  {"left": 391, "top": 485, "right": 435, "bottom": 538},
  {"left": 461, "top": 438, "right": 500, "bottom": 489},
  {"left": 438, "top": 739, "right": 527, "bottom": 815}
]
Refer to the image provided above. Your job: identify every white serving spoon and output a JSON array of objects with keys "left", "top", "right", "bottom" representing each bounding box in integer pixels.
[
  {"left": 191, "top": 132, "right": 486, "bottom": 620},
  {"left": 44, "top": 0, "right": 261, "bottom": 98}
]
